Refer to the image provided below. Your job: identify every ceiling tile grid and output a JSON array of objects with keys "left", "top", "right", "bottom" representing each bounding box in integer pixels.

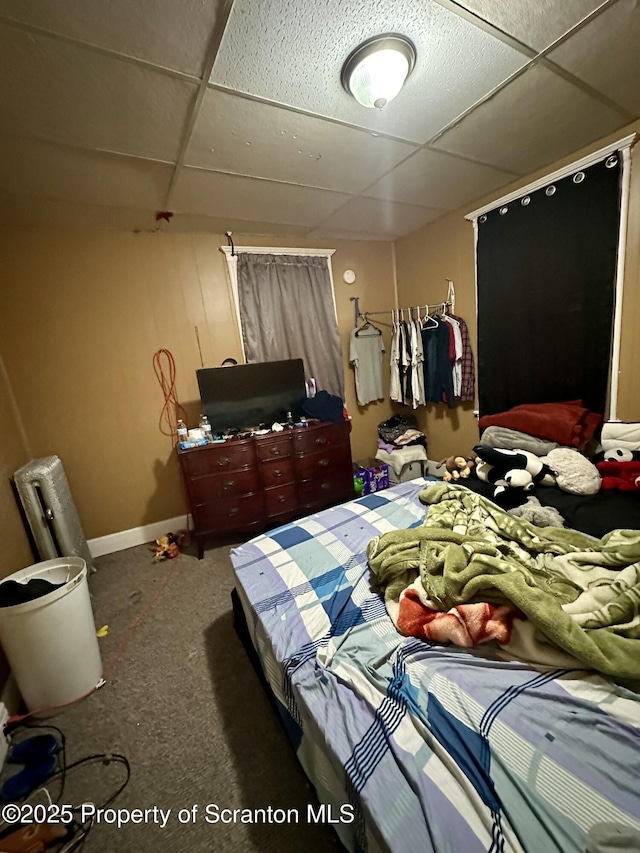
[
  {"left": 450, "top": 0, "right": 606, "bottom": 51},
  {"left": 0, "top": 136, "right": 174, "bottom": 210},
  {"left": 185, "top": 88, "right": 418, "bottom": 194},
  {"left": 210, "top": 0, "right": 530, "bottom": 143},
  {"left": 0, "top": 0, "right": 221, "bottom": 77},
  {"left": 431, "top": 63, "right": 629, "bottom": 175},
  {"left": 0, "top": 0, "right": 638, "bottom": 238},
  {"left": 0, "top": 23, "right": 198, "bottom": 162},
  {"left": 547, "top": 0, "right": 640, "bottom": 115},
  {"left": 361, "top": 148, "right": 518, "bottom": 210},
  {"left": 171, "top": 167, "right": 354, "bottom": 228}
]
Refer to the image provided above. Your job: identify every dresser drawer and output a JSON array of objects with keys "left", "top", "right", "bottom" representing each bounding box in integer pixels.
[
  {"left": 293, "top": 445, "right": 351, "bottom": 481},
  {"left": 264, "top": 483, "right": 298, "bottom": 517},
  {"left": 192, "top": 492, "right": 265, "bottom": 535},
  {"left": 180, "top": 439, "right": 256, "bottom": 477},
  {"left": 292, "top": 422, "right": 349, "bottom": 456},
  {"left": 260, "top": 458, "right": 295, "bottom": 488},
  {"left": 297, "top": 475, "right": 353, "bottom": 513},
  {"left": 188, "top": 467, "right": 260, "bottom": 504},
  {"left": 255, "top": 433, "right": 292, "bottom": 462}
]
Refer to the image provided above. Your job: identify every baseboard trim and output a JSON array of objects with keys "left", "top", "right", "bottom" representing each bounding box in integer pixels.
[{"left": 88, "top": 515, "right": 191, "bottom": 558}]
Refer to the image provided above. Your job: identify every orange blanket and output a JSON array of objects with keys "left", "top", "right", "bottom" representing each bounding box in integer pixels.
[{"left": 397, "top": 584, "right": 520, "bottom": 646}]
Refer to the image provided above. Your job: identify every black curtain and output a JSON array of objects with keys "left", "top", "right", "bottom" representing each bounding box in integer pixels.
[{"left": 477, "top": 155, "right": 621, "bottom": 417}]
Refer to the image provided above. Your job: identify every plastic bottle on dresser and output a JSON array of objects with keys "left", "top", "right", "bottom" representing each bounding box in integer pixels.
[
  {"left": 200, "top": 414, "right": 213, "bottom": 443},
  {"left": 177, "top": 419, "right": 188, "bottom": 445}
]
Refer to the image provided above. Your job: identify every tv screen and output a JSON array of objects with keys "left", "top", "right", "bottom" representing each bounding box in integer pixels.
[{"left": 196, "top": 359, "right": 307, "bottom": 432}]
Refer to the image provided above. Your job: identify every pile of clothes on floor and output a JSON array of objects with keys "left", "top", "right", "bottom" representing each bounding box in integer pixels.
[{"left": 374, "top": 414, "right": 427, "bottom": 479}]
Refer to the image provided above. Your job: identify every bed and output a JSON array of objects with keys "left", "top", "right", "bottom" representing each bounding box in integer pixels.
[{"left": 229, "top": 478, "right": 640, "bottom": 853}]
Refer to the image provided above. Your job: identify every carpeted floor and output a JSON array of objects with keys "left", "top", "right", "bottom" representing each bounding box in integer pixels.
[{"left": 20, "top": 539, "right": 343, "bottom": 852}]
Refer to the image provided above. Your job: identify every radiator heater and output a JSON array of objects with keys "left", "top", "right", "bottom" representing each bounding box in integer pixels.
[{"left": 13, "top": 456, "right": 93, "bottom": 570}]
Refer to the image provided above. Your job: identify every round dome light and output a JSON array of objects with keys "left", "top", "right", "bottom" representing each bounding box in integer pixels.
[{"left": 341, "top": 34, "right": 416, "bottom": 110}]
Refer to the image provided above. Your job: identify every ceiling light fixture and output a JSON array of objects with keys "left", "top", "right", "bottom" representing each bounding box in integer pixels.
[{"left": 341, "top": 33, "right": 416, "bottom": 110}]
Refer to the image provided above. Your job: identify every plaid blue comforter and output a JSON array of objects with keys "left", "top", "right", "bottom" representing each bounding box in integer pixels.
[{"left": 230, "top": 479, "right": 640, "bottom": 853}]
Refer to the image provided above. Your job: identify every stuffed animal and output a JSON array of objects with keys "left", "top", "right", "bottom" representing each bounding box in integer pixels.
[
  {"left": 440, "top": 455, "right": 476, "bottom": 482},
  {"left": 509, "top": 496, "right": 566, "bottom": 528},
  {"left": 594, "top": 447, "right": 640, "bottom": 463},
  {"left": 473, "top": 445, "right": 558, "bottom": 507},
  {"left": 596, "top": 460, "right": 640, "bottom": 491},
  {"left": 150, "top": 531, "right": 185, "bottom": 561},
  {"left": 544, "top": 448, "right": 601, "bottom": 495}
]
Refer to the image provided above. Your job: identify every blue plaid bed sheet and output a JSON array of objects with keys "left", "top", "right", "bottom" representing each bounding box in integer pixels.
[{"left": 230, "top": 478, "right": 640, "bottom": 853}]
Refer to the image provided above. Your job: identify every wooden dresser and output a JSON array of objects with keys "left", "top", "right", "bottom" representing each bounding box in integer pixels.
[{"left": 177, "top": 420, "right": 353, "bottom": 556}]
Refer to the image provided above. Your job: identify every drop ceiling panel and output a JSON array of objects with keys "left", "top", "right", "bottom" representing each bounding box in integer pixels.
[
  {"left": 0, "top": 24, "right": 197, "bottom": 161},
  {"left": 306, "top": 226, "right": 396, "bottom": 242},
  {"left": 0, "top": 137, "right": 173, "bottom": 209},
  {"left": 364, "top": 148, "right": 517, "bottom": 210},
  {"left": 0, "top": 193, "right": 159, "bottom": 232},
  {"left": 314, "top": 196, "right": 443, "bottom": 239},
  {"left": 548, "top": 0, "right": 640, "bottom": 115},
  {"left": 186, "top": 89, "right": 417, "bottom": 193},
  {"left": 210, "top": 0, "right": 528, "bottom": 144},
  {"left": 156, "top": 213, "right": 311, "bottom": 237},
  {"left": 432, "top": 64, "right": 626, "bottom": 175},
  {"left": 170, "top": 168, "right": 353, "bottom": 227},
  {"left": 0, "top": 0, "right": 222, "bottom": 77},
  {"left": 453, "top": 0, "right": 605, "bottom": 51}
]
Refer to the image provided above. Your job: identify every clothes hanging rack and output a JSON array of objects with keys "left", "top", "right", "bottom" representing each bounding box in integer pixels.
[{"left": 351, "top": 280, "right": 456, "bottom": 326}]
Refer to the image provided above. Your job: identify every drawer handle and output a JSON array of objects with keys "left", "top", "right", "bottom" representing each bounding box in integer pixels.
[
  {"left": 270, "top": 448, "right": 281, "bottom": 456},
  {"left": 315, "top": 437, "right": 327, "bottom": 445},
  {"left": 321, "top": 482, "right": 332, "bottom": 491},
  {"left": 277, "top": 495, "right": 286, "bottom": 503},
  {"left": 218, "top": 457, "right": 231, "bottom": 466},
  {"left": 318, "top": 458, "right": 330, "bottom": 467},
  {"left": 228, "top": 507, "right": 239, "bottom": 516},
  {"left": 223, "top": 480, "right": 236, "bottom": 490},
  {"left": 273, "top": 469, "right": 283, "bottom": 478}
]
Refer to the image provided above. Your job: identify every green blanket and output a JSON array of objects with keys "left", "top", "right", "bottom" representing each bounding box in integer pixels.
[{"left": 367, "top": 482, "right": 640, "bottom": 682}]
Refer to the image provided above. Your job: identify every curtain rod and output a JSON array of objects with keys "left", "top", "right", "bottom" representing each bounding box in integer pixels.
[
  {"left": 465, "top": 132, "right": 636, "bottom": 221},
  {"left": 220, "top": 246, "right": 335, "bottom": 257}
]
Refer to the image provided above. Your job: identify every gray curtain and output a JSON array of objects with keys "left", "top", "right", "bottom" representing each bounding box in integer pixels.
[{"left": 236, "top": 253, "right": 344, "bottom": 399}]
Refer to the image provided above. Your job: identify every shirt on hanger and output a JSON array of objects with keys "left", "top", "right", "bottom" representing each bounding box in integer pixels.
[{"left": 350, "top": 327, "right": 385, "bottom": 405}]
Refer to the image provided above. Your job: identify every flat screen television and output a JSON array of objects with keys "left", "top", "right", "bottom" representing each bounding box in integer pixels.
[{"left": 196, "top": 359, "right": 307, "bottom": 433}]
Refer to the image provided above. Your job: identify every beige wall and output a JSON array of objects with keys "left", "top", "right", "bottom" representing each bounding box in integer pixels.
[
  {"left": 4, "top": 123, "right": 638, "bottom": 550},
  {"left": 0, "top": 228, "right": 395, "bottom": 545},
  {"left": 0, "top": 356, "right": 34, "bottom": 578},
  {"left": 394, "top": 119, "right": 640, "bottom": 463}
]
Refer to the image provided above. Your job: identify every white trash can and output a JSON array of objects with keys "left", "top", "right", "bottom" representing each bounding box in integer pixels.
[{"left": 0, "top": 557, "right": 103, "bottom": 712}]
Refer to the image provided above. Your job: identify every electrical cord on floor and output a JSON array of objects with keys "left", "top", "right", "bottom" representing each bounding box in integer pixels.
[
  {"left": 0, "top": 724, "right": 131, "bottom": 853},
  {"left": 153, "top": 348, "right": 188, "bottom": 439},
  {"left": 3, "top": 722, "right": 68, "bottom": 804}
]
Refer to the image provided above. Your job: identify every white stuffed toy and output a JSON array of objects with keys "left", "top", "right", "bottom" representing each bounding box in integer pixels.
[{"left": 543, "top": 448, "right": 601, "bottom": 495}]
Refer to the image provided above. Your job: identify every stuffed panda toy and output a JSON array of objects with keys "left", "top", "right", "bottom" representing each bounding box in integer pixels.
[
  {"left": 595, "top": 447, "right": 640, "bottom": 463},
  {"left": 473, "top": 445, "right": 558, "bottom": 508}
]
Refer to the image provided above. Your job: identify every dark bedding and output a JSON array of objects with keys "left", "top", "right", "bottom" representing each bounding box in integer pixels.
[{"left": 460, "top": 476, "right": 640, "bottom": 538}]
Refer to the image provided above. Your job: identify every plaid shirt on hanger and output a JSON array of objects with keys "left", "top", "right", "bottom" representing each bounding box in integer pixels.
[{"left": 450, "top": 314, "right": 475, "bottom": 402}]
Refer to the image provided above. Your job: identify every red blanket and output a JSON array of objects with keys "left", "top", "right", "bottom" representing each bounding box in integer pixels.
[
  {"left": 479, "top": 400, "right": 601, "bottom": 448},
  {"left": 397, "top": 587, "right": 520, "bottom": 646},
  {"left": 597, "top": 460, "right": 640, "bottom": 491}
]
